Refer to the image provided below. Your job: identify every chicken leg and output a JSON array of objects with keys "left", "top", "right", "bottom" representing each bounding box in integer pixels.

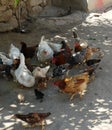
[
  {"left": 41, "top": 120, "right": 45, "bottom": 130},
  {"left": 23, "top": 123, "right": 36, "bottom": 128},
  {"left": 70, "top": 93, "right": 76, "bottom": 101}
]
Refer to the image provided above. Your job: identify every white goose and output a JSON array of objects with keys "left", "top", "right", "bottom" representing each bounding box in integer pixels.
[{"left": 15, "top": 53, "right": 35, "bottom": 88}]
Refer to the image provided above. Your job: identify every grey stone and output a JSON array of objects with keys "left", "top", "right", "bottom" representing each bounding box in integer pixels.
[
  {"left": 30, "top": 6, "right": 43, "bottom": 17},
  {"left": 48, "top": 0, "right": 88, "bottom": 12},
  {"left": 0, "top": 9, "right": 12, "bottom": 22},
  {"left": 29, "top": 0, "right": 43, "bottom": 7},
  {"left": 0, "top": 5, "right": 7, "bottom": 12},
  {"left": 0, "top": 16, "right": 18, "bottom": 32}
]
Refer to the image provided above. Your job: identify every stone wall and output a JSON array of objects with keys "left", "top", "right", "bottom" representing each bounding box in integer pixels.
[
  {"left": 0, "top": 0, "right": 47, "bottom": 32},
  {"left": 1, "top": 0, "right": 111, "bottom": 32},
  {"left": 49, "top": 0, "right": 88, "bottom": 12}
]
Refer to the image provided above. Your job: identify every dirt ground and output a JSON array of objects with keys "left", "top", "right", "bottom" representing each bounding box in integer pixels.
[{"left": 0, "top": 8, "right": 112, "bottom": 130}]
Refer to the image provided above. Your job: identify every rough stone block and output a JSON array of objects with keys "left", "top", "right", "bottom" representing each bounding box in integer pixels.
[
  {"left": 0, "top": 9, "right": 12, "bottom": 22},
  {"left": 0, "top": 16, "right": 18, "bottom": 32}
]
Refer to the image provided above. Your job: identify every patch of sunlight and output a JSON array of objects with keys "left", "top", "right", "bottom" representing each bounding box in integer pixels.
[
  {"left": 103, "top": 103, "right": 109, "bottom": 106},
  {"left": 23, "top": 102, "right": 30, "bottom": 105},
  {"left": 54, "top": 35, "right": 67, "bottom": 40},
  {"left": 61, "top": 114, "right": 67, "bottom": 118},
  {"left": 91, "top": 123, "right": 112, "bottom": 130},
  {"left": 69, "top": 103, "right": 75, "bottom": 107},
  {"left": 0, "top": 107, "right": 4, "bottom": 111},
  {"left": 88, "top": 119, "right": 98, "bottom": 124},
  {"left": 97, "top": 107, "right": 109, "bottom": 112},
  {"left": 102, "top": 119, "right": 110, "bottom": 123},
  {"left": 4, "top": 115, "right": 12, "bottom": 120},
  {"left": 64, "top": 129, "right": 69, "bottom": 130},
  {"left": 70, "top": 122, "right": 75, "bottom": 126},
  {"left": 79, "top": 107, "right": 85, "bottom": 112},
  {"left": 93, "top": 31, "right": 97, "bottom": 34},
  {"left": 89, "top": 109, "right": 97, "bottom": 112},
  {"left": 94, "top": 103, "right": 99, "bottom": 106},
  {"left": 3, "top": 122, "right": 14, "bottom": 128},
  {"left": 46, "top": 119, "right": 54, "bottom": 125},
  {"left": 103, "top": 41, "right": 112, "bottom": 46},
  {"left": 103, "top": 50, "right": 110, "bottom": 55},
  {"left": 96, "top": 99, "right": 105, "bottom": 103},
  {"left": 79, "top": 119, "right": 84, "bottom": 124},
  {"left": 84, "top": 115, "right": 88, "bottom": 118},
  {"left": 75, "top": 125, "right": 81, "bottom": 130},
  {"left": 10, "top": 104, "right": 17, "bottom": 108},
  {"left": 82, "top": 22, "right": 90, "bottom": 27},
  {"left": 30, "top": 104, "right": 35, "bottom": 108},
  {"left": 69, "top": 117, "right": 75, "bottom": 121},
  {"left": 52, "top": 116, "right": 56, "bottom": 120}
]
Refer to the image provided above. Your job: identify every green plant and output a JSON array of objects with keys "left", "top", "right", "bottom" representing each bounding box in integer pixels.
[{"left": 14, "top": 0, "right": 20, "bottom": 7}]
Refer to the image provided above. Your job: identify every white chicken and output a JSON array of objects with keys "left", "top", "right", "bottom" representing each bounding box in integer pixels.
[
  {"left": 0, "top": 52, "right": 13, "bottom": 65},
  {"left": 47, "top": 41, "right": 62, "bottom": 52},
  {"left": 37, "top": 36, "right": 54, "bottom": 62},
  {"left": 32, "top": 65, "right": 50, "bottom": 78},
  {"left": 15, "top": 53, "right": 35, "bottom": 88},
  {"left": 9, "top": 43, "right": 20, "bottom": 60}
]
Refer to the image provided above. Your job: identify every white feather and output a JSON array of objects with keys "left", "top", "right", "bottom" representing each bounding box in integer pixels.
[
  {"left": 47, "top": 42, "right": 62, "bottom": 52},
  {"left": 37, "top": 36, "right": 54, "bottom": 62},
  {"left": 80, "top": 39, "right": 88, "bottom": 48},
  {"left": 15, "top": 53, "right": 35, "bottom": 87},
  {"left": 32, "top": 65, "right": 50, "bottom": 78},
  {"left": 9, "top": 43, "right": 20, "bottom": 60},
  {"left": 0, "top": 52, "right": 13, "bottom": 65}
]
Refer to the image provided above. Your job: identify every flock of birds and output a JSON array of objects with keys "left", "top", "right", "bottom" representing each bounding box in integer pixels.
[{"left": 0, "top": 29, "right": 104, "bottom": 130}]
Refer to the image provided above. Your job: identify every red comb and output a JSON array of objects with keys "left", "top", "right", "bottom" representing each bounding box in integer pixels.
[{"left": 74, "top": 42, "right": 80, "bottom": 47}]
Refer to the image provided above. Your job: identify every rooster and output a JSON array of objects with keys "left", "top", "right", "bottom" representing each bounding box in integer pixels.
[
  {"left": 52, "top": 41, "right": 72, "bottom": 66},
  {"left": 70, "top": 46, "right": 103, "bottom": 69},
  {"left": 85, "top": 58, "right": 101, "bottom": 67},
  {"left": 72, "top": 29, "right": 104, "bottom": 61},
  {"left": 12, "top": 112, "right": 51, "bottom": 130},
  {"left": 20, "top": 42, "right": 38, "bottom": 59},
  {"left": 52, "top": 64, "right": 68, "bottom": 78},
  {"left": 72, "top": 29, "right": 88, "bottom": 53},
  {"left": 54, "top": 72, "right": 90, "bottom": 101}
]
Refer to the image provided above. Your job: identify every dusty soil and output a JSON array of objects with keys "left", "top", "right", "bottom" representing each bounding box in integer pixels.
[{"left": 0, "top": 8, "right": 112, "bottom": 130}]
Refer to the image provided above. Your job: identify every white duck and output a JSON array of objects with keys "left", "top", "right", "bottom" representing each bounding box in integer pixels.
[
  {"left": 37, "top": 36, "right": 54, "bottom": 62},
  {"left": 9, "top": 43, "right": 21, "bottom": 60},
  {"left": 0, "top": 52, "right": 13, "bottom": 65},
  {"left": 32, "top": 65, "right": 50, "bottom": 78},
  {"left": 15, "top": 53, "right": 35, "bottom": 88}
]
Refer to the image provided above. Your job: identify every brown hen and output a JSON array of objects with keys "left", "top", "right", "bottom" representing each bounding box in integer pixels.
[
  {"left": 54, "top": 72, "right": 89, "bottom": 100},
  {"left": 12, "top": 112, "right": 51, "bottom": 130},
  {"left": 52, "top": 41, "right": 72, "bottom": 66}
]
